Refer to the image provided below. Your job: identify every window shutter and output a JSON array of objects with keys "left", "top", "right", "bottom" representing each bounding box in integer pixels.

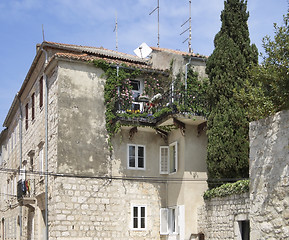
[
  {"left": 177, "top": 205, "right": 185, "bottom": 239},
  {"left": 169, "top": 142, "right": 178, "bottom": 173},
  {"left": 160, "top": 147, "right": 169, "bottom": 174},
  {"left": 160, "top": 208, "right": 169, "bottom": 235}
]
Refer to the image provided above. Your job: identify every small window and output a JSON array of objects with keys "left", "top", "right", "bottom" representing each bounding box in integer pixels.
[
  {"left": 31, "top": 93, "right": 35, "bottom": 121},
  {"left": 159, "top": 142, "right": 178, "bottom": 174},
  {"left": 132, "top": 205, "right": 146, "bottom": 230},
  {"left": 25, "top": 103, "right": 29, "bottom": 130},
  {"left": 128, "top": 144, "right": 145, "bottom": 170},
  {"left": 38, "top": 146, "right": 44, "bottom": 175},
  {"left": 39, "top": 77, "right": 43, "bottom": 108}
]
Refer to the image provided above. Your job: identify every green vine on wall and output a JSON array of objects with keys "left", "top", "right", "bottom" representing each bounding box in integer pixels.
[
  {"left": 203, "top": 180, "right": 250, "bottom": 200},
  {"left": 92, "top": 59, "right": 208, "bottom": 150}
]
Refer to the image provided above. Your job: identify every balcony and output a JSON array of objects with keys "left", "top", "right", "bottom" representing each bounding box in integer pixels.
[
  {"left": 115, "top": 87, "right": 208, "bottom": 127},
  {"left": 17, "top": 179, "right": 36, "bottom": 208}
]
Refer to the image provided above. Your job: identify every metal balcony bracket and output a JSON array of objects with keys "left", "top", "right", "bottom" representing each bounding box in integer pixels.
[
  {"left": 155, "top": 128, "right": 168, "bottom": 144},
  {"left": 173, "top": 118, "right": 186, "bottom": 136},
  {"left": 129, "top": 127, "right": 138, "bottom": 140}
]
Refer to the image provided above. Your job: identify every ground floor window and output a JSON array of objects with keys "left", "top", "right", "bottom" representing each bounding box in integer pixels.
[
  {"left": 131, "top": 205, "right": 146, "bottom": 230},
  {"left": 160, "top": 205, "right": 184, "bottom": 237}
]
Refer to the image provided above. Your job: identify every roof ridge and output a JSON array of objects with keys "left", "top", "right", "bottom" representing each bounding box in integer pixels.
[
  {"left": 44, "top": 41, "right": 142, "bottom": 59},
  {"left": 150, "top": 47, "right": 207, "bottom": 58}
]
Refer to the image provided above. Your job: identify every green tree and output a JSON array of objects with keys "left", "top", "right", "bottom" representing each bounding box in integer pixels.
[
  {"left": 252, "top": 9, "right": 289, "bottom": 112},
  {"left": 206, "top": 0, "right": 258, "bottom": 187}
]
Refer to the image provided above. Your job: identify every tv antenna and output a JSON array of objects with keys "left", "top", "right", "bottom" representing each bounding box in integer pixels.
[
  {"left": 149, "top": 0, "right": 160, "bottom": 48},
  {"left": 180, "top": 0, "right": 192, "bottom": 53},
  {"left": 113, "top": 12, "right": 118, "bottom": 51},
  {"left": 42, "top": 24, "right": 45, "bottom": 42}
]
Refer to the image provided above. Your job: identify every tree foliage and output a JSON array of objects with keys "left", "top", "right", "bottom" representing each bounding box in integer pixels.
[
  {"left": 252, "top": 9, "right": 289, "bottom": 112},
  {"left": 206, "top": 0, "right": 258, "bottom": 187}
]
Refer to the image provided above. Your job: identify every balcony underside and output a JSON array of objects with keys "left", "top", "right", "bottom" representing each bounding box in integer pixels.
[
  {"left": 119, "top": 113, "right": 207, "bottom": 136},
  {"left": 18, "top": 197, "right": 36, "bottom": 208}
]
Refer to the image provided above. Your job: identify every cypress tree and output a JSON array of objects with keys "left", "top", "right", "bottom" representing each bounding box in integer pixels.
[{"left": 206, "top": 0, "right": 258, "bottom": 187}]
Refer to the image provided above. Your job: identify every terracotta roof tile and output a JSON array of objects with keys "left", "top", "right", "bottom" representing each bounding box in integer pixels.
[
  {"left": 44, "top": 41, "right": 149, "bottom": 64},
  {"left": 53, "top": 52, "right": 161, "bottom": 71}
]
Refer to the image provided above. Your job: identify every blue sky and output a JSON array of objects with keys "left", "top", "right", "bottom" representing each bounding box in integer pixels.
[{"left": 0, "top": 0, "right": 288, "bottom": 130}]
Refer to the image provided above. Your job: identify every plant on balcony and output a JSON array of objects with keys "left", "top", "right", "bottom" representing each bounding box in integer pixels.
[{"left": 92, "top": 59, "right": 208, "bottom": 150}]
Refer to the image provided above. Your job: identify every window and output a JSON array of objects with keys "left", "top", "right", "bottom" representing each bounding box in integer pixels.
[
  {"left": 160, "top": 205, "right": 184, "bottom": 237},
  {"left": 39, "top": 77, "right": 43, "bottom": 108},
  {"left": 38, "top": 146, "right": 44, "bottom": 175},
  {"left": 130, "top": 79, "right": 144, "bottom": 112},
  {"left": 132, "top": 205, "right": 146, "bottom": 230},
  {"left": 160, "top": 142, "right": 178, "bottom": 174},
  {"left": 31, "top": 93, "right": 35, "bottom": 121},
  {"left": 128, "top": 144, "right": 145, "bottom": 170},
  {"left": 25, "top": 103, "right": 29, "bottom": 130}
]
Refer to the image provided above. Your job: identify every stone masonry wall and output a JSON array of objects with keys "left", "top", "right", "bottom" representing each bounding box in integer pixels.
[
  {"left": 198, "top": 193, "right": 250, "bottom": 239},
  {"left": 249, "top": 110, "right": 289, "bottom": 239},
  {"left": 48, "top": 176, "right": 165, "bottom": 240}
]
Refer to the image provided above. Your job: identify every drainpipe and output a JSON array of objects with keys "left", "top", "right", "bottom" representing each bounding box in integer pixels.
[
  {"left": 40, "top": 47, "right": 49, "bottom": 240},
  {"left": 17, "top": 94, "right": 23, "bottom": 238}
]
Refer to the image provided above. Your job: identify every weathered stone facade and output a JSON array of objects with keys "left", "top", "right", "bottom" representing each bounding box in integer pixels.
[
  {"left": 249, "top": 110, "right": 289, "bottom": 239},
  {"left": 197, "top": 193, "right": 250, "bottom": 239},
  {"left": 0, "top": 41, "right": 208, "bottom": 240}
]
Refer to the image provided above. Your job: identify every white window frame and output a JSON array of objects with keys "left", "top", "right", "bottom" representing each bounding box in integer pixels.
[
  {"left": 160, "top": 205, "right": 185, "bottom": 238},
  {"left": 159, "top": 141, "right": 178, "bottom": 174},
  {"left": 127, "top": 144, "right": 146, "bottom": 170},
  {"left": 131, "top": 205, "right": 147, "bottom": 230}
]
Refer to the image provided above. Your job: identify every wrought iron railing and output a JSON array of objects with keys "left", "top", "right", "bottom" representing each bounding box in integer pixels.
[{"left": 115, "top": 88, "right": 207, "bottom": 121}]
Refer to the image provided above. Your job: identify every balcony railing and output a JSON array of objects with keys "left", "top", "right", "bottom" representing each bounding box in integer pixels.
[
  {"left": 115, "top": 88, "right": 207, "bottom": 123},
  {"left": 17, "top": 179, "right": 35, "bottom": 200}
]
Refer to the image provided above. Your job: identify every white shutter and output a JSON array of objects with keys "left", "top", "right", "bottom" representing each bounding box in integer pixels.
[
  {"left": 160, "top": 147, "right": 169, "bottom": 174},
  {"left": 169, "top": 142, "right": 178, "bottom": 173},
  {"left": 177, "top": 205, "right": 185, "bottom": 240},
  {"left": 160, "top": 208, "right": 169, "bottom": 235}
]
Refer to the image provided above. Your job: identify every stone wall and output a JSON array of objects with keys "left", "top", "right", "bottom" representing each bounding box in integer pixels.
[
  {"left": 198, "top": 193, "right": 250, "bottom": 239},
  {"left": 48, "top": 177, "right": 164, "bottom": 240},
  {"left": 249, "top": 110, "right": 289, "bottom": 239}
]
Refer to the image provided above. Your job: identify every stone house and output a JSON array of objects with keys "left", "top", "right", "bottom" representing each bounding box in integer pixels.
[{"left": 0, "top": 41, "right": 208, "bottom": 240}]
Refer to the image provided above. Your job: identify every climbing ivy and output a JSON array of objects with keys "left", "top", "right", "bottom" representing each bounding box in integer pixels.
[
  {"left": 92, "top": 59, "right": 208, "bottom": 150},
  {"left": 203, "top": 180, "right": 250, "bottom": 200}
]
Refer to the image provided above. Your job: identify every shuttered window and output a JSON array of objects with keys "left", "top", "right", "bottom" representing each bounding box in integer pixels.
[
  {"left": 160, "top": 147, "right": 169, "bottom": 174},
  {"left": 159, "top": 142, "right": 178, "bottom": 174},
  {"left": 160, "top": 205, "right": 185, "bottom": 238}
]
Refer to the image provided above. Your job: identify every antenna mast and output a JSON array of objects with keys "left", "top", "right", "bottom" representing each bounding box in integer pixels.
[
  {"left": 113, "top": 12, "right": 118, "bottom": 51},
  {"left": 42, "top": 24, "right": 45, "bottom": 42},
  {"left": 180, "top": 0, "right": 192, "bottom": 53},
  {"left": 149, "top": 0, "right": 160, "bottom": 48}
]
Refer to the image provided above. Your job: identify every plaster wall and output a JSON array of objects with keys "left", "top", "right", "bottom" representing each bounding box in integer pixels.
[
  {"left": 113, "top": 124, "right": 208, "bottom": 238},
  {"left": 249, "top": 110, "right": 289, "bottom": 239},
  {"left": 57, "top": 61, "right": 110, "bottom": 175},
  {"left": 150, "top": 50, "right": 207, "bottom": 80}
]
